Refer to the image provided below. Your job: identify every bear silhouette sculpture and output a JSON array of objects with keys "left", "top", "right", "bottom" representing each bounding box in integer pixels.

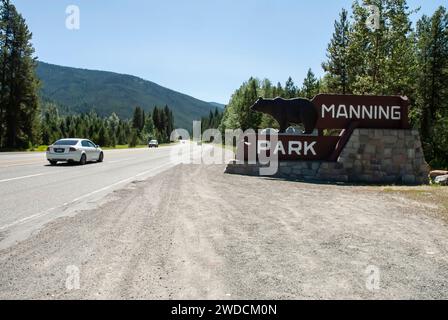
[{"left": 250, "top": 97, "right": 318, "bottom": 134}]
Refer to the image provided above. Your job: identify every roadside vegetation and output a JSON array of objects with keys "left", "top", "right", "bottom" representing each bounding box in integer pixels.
[
  {"left": 381, "top": 185, "right": 448, "bottom": 222},
  {"left": 38, "top": 104, "right": 175, "bottom": 148},
  {"left": 220, "top": 1, "right": 448, "bottom": 169}
]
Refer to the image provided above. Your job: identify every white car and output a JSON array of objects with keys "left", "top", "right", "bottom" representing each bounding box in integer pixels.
[
  {"left": 148, "top": 140, "right": 159, "bottom": 148},
  {"left": 46, "top": 139, "right": 104, "bottom": 166},
  {"left": 260, "top": 128, "right": 280, "bottom": 135}
]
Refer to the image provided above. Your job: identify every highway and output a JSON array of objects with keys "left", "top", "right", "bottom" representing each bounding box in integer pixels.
[{"left": 0, "top": 144, "right": 192, "bottom": 249}]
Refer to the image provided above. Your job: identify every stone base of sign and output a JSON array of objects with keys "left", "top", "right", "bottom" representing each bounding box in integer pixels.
[{"left": 225, "top": 129, "right": 430, "bottom": 185}]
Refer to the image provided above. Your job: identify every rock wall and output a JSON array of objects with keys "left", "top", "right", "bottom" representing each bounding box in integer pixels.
[{"left": 225, "top": 129, "right": 430, "bottom": 185}]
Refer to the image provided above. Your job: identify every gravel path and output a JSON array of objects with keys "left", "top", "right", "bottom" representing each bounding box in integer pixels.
[{"left": 0, "top": 164, "right": 447, "bottom": 299}]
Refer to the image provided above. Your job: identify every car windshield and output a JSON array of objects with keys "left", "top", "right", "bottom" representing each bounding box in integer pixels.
[
  {"left": 54, "top": 140, "right": 78, "bottom": 146},
  {"left": 150, "top": 140, "right": 157, "bottom": 143}
]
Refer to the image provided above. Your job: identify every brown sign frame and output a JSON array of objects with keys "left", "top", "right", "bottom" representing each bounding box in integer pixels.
[{"left": 238, "top": 94, "right": 412, "bottom": 162}]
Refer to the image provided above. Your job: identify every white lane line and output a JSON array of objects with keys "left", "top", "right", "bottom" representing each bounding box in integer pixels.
[
  {"left": 0, "top": 207, "right": 57, "bottom": 231},
  {"left": 0, "top": 162, "right": 44, "bottom": 169},
  {"left": 0, "top": 173, "right": 46, "bottom": 183},
  {"left": 0, "top": 161, "right": 177, "bottom": 231},
  {"left": 70, "top": 161, "right": 175, "bottom": 203}
]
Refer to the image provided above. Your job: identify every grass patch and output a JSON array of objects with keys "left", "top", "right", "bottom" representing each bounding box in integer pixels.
[
  {"left": 27, "top": 145, "right": 49, "bottom": 152},
  {"left": 103, "top": 143, "right": 173, "bottom": 150},
  {"left": 381, "top": 185, "right": 448, "bottom": 222},
  {"left": 102, "top": 144, "right": 148, "bottom": 150}
]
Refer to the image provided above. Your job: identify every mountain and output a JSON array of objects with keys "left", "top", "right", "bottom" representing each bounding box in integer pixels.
[
  {"left": 36, "top": 61, "right": 222, "bottom": 129},
  {"left": 208, "top": 102, "right": 226, "bottom": 109}
]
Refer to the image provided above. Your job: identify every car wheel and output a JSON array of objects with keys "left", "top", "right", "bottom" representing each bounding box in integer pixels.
[
  {"left": 79, "top": 153, "right": 87, "bottom": 165},
  {"left": 98, "top": 152, "right": 104, "bottom": 162},
  {"left": 49, "top": 160, "right": 57, "bottom": 166}
]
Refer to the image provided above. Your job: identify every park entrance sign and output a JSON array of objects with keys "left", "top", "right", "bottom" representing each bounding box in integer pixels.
[
  {"left": 228, "top": 94, "right": 429, "bottom": 185},
  {"left": 238, "top": 94, "right": 411, "bottom": 162}
]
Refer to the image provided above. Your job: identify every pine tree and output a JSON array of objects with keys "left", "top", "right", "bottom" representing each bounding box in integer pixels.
[
  {"left": 0, "top": 0, "right": 11, "bottom": 148},
  {"left": 240, "top": 78, "right": 262, "bottom": 131},
  {"left": 348, "top": 0, "right": 416, "bottom": 95},
  {"left": 98, "top": 124, "right": 108, "bottom": 147},
  {"left": 142, "top": 114, "right": 154, "bottom": 141},
  {"left": 163, "top": 105, "right": 173, "bottom": 139},
  {"left": 383, "top": 0, "right": 416, "bottom": 96},
  {"left": 301, "top": 69, "right": 320, "bottom": 99},
  {"left": 152, "top": 106, "right": 160, "bottom": 131},
  {"left": 322, "top": 8, "right": 351, "bottom": 94},
  {"left": 141, "top": 110, "right": 145, "bottom": 131},
  {"left": 132, "top": 106, "right": 144, "bottom": 132},
  {"left": 128, "top": 129, "right": 138, "bottom": 148},
  {"left": 348, "top": 0, "right": 384, "bottom": 94},
  {"left": 284, "top": 77, "right": 297, "bottom": 98},
  {"left": 274, "top": 82, "right": 283, "bottom": 98},
  {"left": 414, "top": 6, "right": 448, "bottom": 165},
  {"left": 0, "top": 0, "right": 40, "bottom": 148}
]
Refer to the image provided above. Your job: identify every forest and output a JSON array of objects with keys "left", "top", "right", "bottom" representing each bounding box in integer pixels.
[
  {"left": 40, "top": 103, "right": 176, "bottom": 148},
  {"left": 220, "top": 1, "right": 448, "bottom": 168}
]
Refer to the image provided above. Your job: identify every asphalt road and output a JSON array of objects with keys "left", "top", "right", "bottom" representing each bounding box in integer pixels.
[
  {"left": 0, "top": 164, "right": 447, "bottom": 299},
  {"left": 1, "top": 144, "right": 446, "bottom": 299},
  {"left": 0, "top": 143, "right": 194, "bottom": 249}
]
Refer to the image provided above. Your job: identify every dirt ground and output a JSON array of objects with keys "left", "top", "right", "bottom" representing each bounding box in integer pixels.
[{"left": 0, "top": 164, "right": 447, "bottom": 299}]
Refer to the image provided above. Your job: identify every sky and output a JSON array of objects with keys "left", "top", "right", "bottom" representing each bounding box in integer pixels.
[{"left": 13, "top": 0, "right": 447, "bottom": 104}]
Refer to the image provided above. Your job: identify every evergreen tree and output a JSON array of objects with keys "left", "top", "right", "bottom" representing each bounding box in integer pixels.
[
  {"left": 239, "top": 78, "right": 262, "bottom": 131},
  {"left": 97, "top": 124, "right": 108, "bottom": 147},
  {"left": 301, "top": 69, "right": 320, "bottom": 99},
  {"left": 414, "top": 6, "right": 448, "bottom": 165},
  {"left": 128, "top": 129, "right": 138, "bottom": 148},
  {"left": 348, "top": 0, "right": 384, "bottom": 94},
  {"left": 141, "top": 109, "right": 145, "bottom": 131},
  {"left": 201, "top": 108, "right": 224, "bottom": 132},
  {"left": 0, "top": 0, "right": 40, "bottom": 148},
  {"left": 163, "top": 105, "right": 173, "bottom": 138},
  {"left": 274, "top": 82, "right": 284, "bottom": 97},
  {"left": 132, "top": 106, "right": 144, "bottom": 132},
  {"left": 152, "top": 106, "right": 160, "bottom": 131},
  {"left": 383, "top": 0, "right": 417, "bottom": 96},
  {"left": 142, "top": 114, "right": 154, "bottom": 141},
  {"left": 284, "top": 77, "right": 297, "bottom": 98},
  {"left": 40, "top": 103, "right": 60, "bottom": 145},
  {"left": 322, "top": 8, "right": 351, "bottom": 94},
  {"left": 347, "top": 0, "right": 415, "bottom": 95},
  {"left": 220, "top": 78, "right": 270, "bottom": 131}
]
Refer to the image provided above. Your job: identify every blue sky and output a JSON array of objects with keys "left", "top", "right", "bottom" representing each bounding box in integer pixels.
[{"left": 13, "top": 0, "right": 446, "bottom": 104}]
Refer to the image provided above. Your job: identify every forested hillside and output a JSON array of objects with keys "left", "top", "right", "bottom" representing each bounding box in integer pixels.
[{"left": 36, "top": 61, "right": 221, "bottom": 129}]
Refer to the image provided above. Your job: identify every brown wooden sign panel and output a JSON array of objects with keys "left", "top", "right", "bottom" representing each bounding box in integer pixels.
[
  {"left": 312, "top": 94, "right": 410, "bottom": 130},
  {"left": 238, "top": 134, "right": 340, "bottom": 161}
]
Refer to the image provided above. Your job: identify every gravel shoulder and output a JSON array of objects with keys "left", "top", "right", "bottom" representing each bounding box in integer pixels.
[{"left": 0, "top": 164, "right": 447, "bottom": 299}]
